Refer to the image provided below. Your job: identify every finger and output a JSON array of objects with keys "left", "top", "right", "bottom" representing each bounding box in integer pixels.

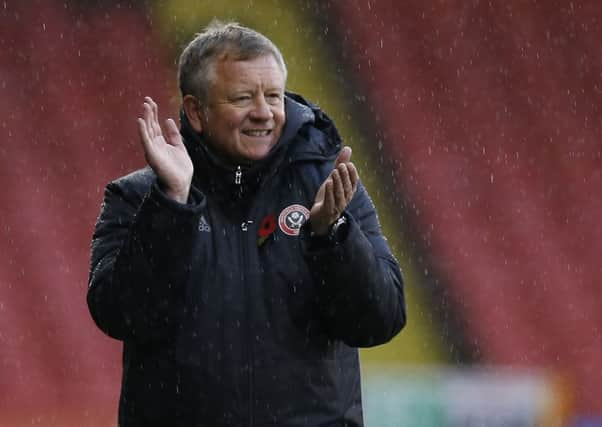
[
  {"left": 311, "top": 178, "right": 334, "bottom": 235},
  {"left": 331, "top": 169, "right": 346, "bottom": 213},
  {"left": 137, "top": 117, "right": 148, "bottom": 145},
  {"left": 146, "top": 96, "right": 158, "bottom": 123},
  {"left": 144, "top": 96, "right": 156, "bottom": 121},
  {"left": 137, "top": 118, "right": 154, "bottom": 157},
  {"left": 164, "top": 118, "right": 181, "bottom": 147},
  {"left": 143, "top": 102, "right": 155, "bottom": 139},
  {"left": 148, "top": 97, "right": 162, "bottom": 136},
  {"left": 337, "top": 163, "right": 353, "bottom": 202},
  {"left": 324, "top": 178, "right": 336, "bottom": 217},
  {"left": 145, "top": 98, "right": 162, "bottom": 137},
  {"left": 347, "top": 162, "right": 359, "bottom": 194},
  {"left": 335, "top": 146, "right": 352, "bottom": 167}
]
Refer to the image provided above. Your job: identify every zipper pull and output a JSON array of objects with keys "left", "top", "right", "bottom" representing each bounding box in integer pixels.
[{"left": 235, "top": 166, "right": 242, "bottom": 185}]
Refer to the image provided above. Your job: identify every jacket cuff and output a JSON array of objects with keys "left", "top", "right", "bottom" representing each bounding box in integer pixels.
[
  {"left": 300, "top": 211, "right": 358, "bottom": 259},
  {"left": 151, "top": 180, "right": 206, "bottom": 212},
  {"left": 300, "top": 212, "right": 347, "bottom": 250}
]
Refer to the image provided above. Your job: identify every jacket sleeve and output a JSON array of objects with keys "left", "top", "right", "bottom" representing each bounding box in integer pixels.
[
  {"left": 87, "top": 174, "right": 205, "bottom": 343},
  {"left": 301, "top": 182, "right": 406, "bottom": 347}
]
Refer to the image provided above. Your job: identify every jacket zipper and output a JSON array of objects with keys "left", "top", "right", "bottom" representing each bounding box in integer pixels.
[
  {"left": 235, "top": 166, "right": 242, "bottom": 185},
  {"left": 242, "top": 224, "right": 254, "bottom": 427},
  {"left": 236, "top": 165, "right": 254, "bottom": 426}
]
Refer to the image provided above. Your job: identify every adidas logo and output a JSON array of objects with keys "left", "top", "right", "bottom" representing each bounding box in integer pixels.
[{"left": 198, "top": 215, "right": 211, "bottom": 233}]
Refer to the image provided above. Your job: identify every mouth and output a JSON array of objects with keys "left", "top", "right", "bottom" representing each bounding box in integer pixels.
[{"left": 243, "top": 129, "right": 272, "bottom": 137}]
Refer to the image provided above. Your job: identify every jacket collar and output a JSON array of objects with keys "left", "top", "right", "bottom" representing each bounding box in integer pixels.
[{"left": 178, "top": 92, "right": 340, "bottom": 207}]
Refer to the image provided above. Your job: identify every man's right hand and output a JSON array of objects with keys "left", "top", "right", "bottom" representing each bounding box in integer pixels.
[{"left": 137, "top": 96, "right": 194, "bottom": 204}]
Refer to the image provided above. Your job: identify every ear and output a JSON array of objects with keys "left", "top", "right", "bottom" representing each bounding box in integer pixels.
[{"left": 182, "top": 95, "right": 204, "bottom": 133}]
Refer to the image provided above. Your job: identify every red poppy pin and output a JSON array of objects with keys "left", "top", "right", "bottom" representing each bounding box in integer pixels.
[{"left": 257, "top": 213, "right": 277, "bottom": 247}]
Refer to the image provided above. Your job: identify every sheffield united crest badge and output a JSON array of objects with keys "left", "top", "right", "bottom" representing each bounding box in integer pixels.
[{"left": 278, "top": 204, "right": 310, "bottom": 236}]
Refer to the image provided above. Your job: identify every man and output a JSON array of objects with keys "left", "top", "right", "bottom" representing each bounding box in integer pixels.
[{"left": 88, "top": 21, "right": 406, "bottom": 426}]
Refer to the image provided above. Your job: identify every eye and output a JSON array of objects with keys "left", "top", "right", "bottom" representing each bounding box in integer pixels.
[
  {"left": 232, "top": 95, "right": 252, "bottom": 106},
  {"left": 266, "top": 92, "right": 282, "bottom": 105}
]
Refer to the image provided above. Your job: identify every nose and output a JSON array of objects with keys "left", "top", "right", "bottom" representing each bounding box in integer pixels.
[{"left": 249, "top": 95, "right": 273, "bottom": 121}]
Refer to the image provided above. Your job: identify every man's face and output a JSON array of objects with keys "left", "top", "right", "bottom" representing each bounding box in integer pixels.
[{"left": 199, "top": 54, "right": 286, "bottom": 163}]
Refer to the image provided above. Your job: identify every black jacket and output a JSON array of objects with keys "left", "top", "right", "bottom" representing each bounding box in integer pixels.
[{"left": 87, "top": 94, "right": 406, "bottom": 426}]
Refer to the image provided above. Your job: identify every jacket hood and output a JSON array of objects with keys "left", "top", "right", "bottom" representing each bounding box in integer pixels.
[
  {"left": 179, "top": 91, "right": 342, "bottom": 208},
  {"left": 283, "top": 92, "right": 342, "bottom": 163}
]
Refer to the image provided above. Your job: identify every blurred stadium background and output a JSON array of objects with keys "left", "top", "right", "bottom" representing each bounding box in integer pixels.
[{"left": 1, "top": 0, "right": 601, "bottom": 425}]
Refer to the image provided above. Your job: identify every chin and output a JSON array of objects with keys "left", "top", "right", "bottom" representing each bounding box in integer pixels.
[{"left": 242, "top": 145, "right": 275, "bottom": 162}]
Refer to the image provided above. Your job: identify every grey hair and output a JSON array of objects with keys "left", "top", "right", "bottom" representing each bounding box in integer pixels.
[{"left": 177, "top": 20, "right": 287, "bottom": 103}]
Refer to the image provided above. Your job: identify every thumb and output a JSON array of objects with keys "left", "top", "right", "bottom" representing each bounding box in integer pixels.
[
  {"left": 164, "top": 118, "right": 182, "bottom": 146},
  {"left": 335, "top": 146, "right": 352, "bottom": 166}
]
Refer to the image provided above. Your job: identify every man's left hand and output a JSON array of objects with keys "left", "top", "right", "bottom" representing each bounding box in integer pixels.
[{"left": 309, "top": 146, "right": 359, "bottom": 236}]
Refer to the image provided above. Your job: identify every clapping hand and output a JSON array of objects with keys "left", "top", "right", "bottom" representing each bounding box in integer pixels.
[
  {"left": 137, "top": 96, "right": 194, "bottom": 204},
  {"left": 309, "top": 146, "right": 359, "bottom": 236}
]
